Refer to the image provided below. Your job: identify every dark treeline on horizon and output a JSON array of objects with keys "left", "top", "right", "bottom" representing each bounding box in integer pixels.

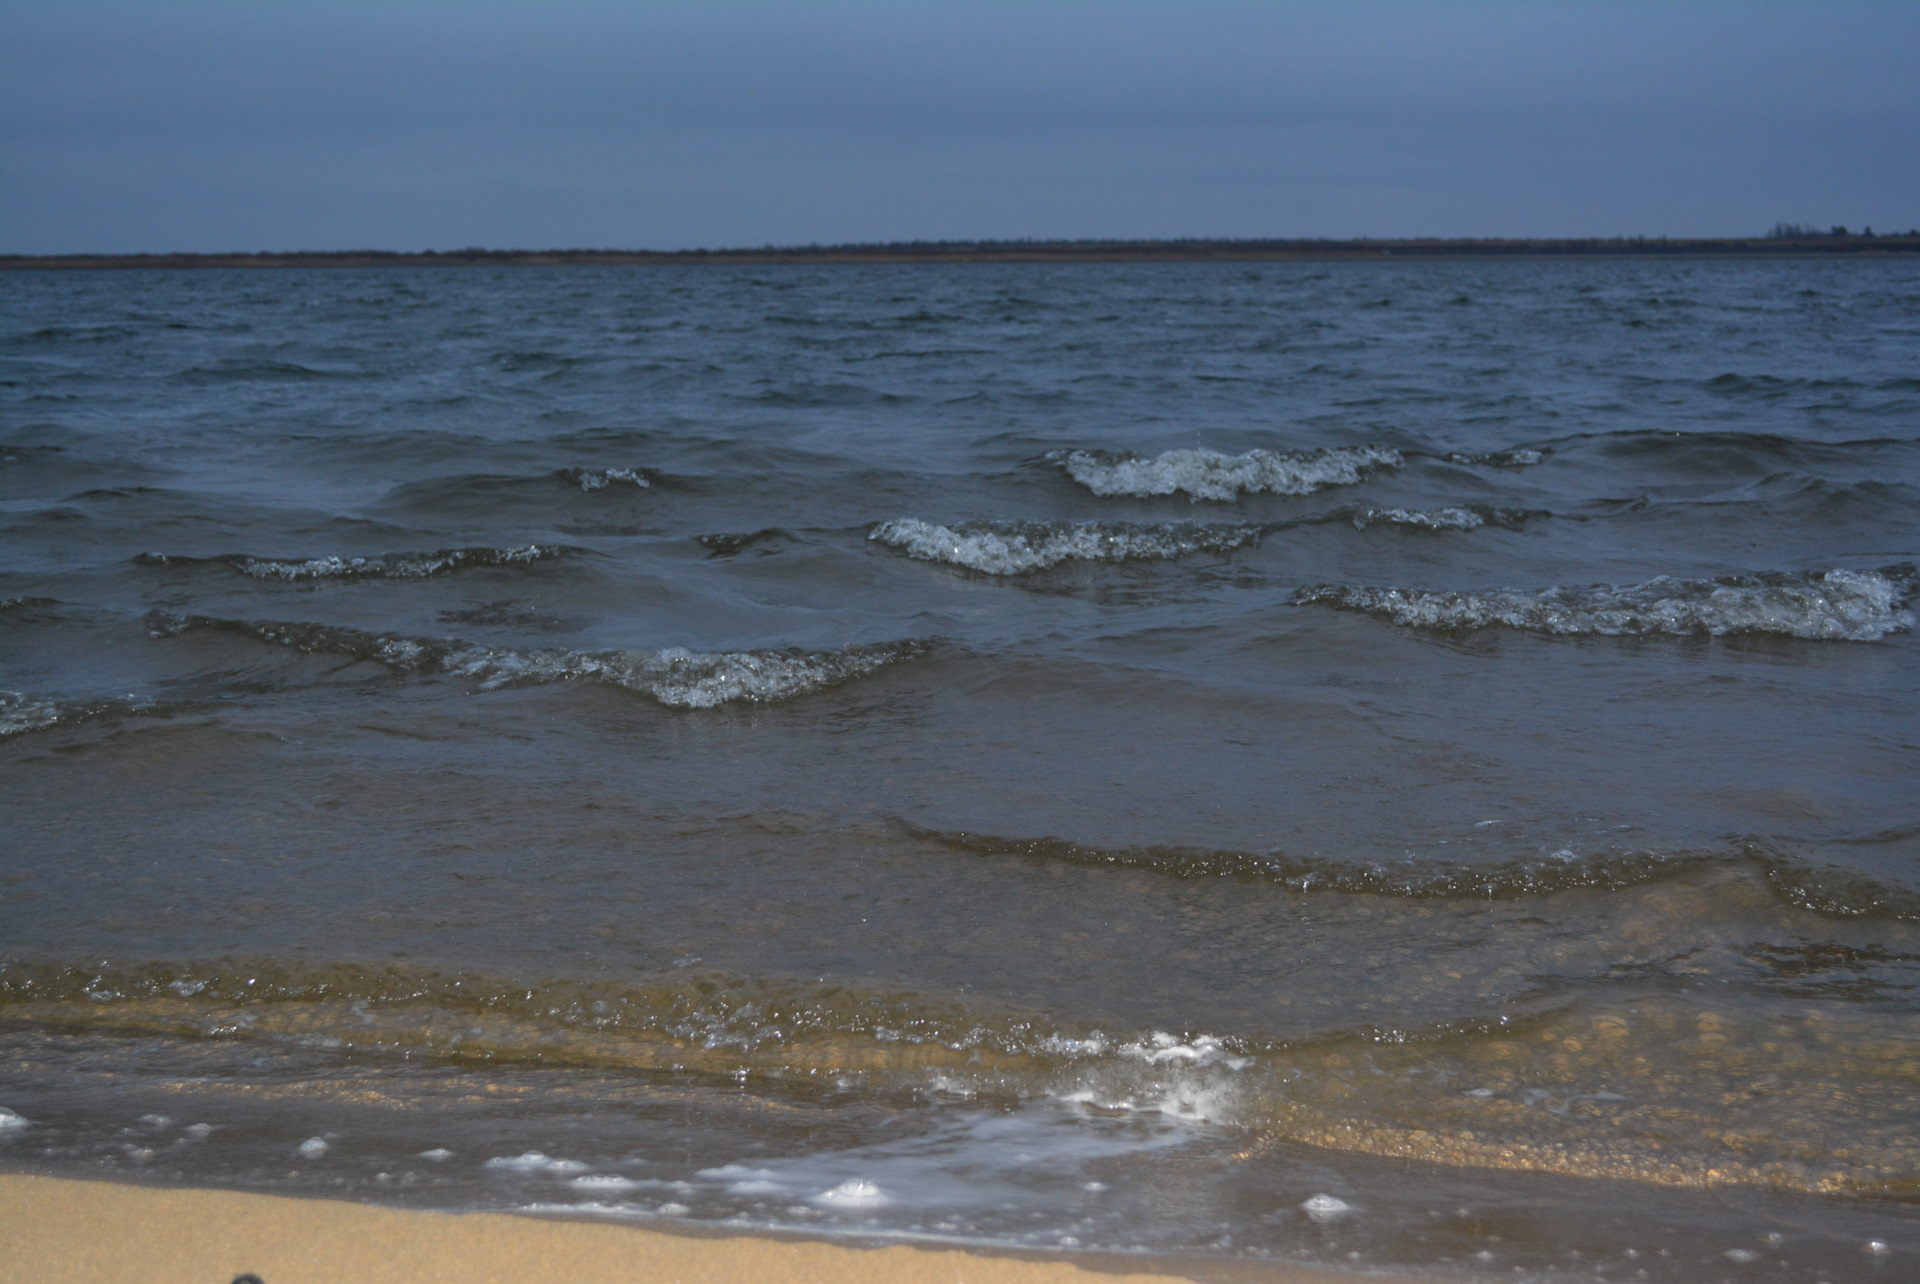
[{"left": 6, "top": 232, "right": 1919, "bottom": 269}]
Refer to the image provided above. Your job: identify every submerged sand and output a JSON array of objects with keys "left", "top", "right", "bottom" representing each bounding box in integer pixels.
[{"left": 0, "top": 1174, "right": 1410, "bottom": 1284}]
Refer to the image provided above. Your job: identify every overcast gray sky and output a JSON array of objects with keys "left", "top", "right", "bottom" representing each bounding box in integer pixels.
[{"left": 2, "top": 1, "right": 1915, "bottom": 253}]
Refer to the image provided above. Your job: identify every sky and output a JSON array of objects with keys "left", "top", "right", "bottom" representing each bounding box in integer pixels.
[{"left": 2, "top": 1, "right": 1916, "bottom": 253}]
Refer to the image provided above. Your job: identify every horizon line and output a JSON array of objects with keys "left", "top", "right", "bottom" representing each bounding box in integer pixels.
[{"left": 6, "top": 231, "right": 1919, "bottom": 268}]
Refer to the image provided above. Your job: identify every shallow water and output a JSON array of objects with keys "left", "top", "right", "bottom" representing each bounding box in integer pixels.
[{"left": 3, "top": 260, "right": 1917, "bottom": 1279}]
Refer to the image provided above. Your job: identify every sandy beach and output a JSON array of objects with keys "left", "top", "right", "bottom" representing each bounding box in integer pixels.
[{"left": 0, "top": 1174, "right": 1416, "bottom": 1284}]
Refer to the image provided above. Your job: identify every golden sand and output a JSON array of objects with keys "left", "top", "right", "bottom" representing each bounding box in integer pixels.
[{"left": 0, "top": 1173, "right": 1405, "bottom": 1284}]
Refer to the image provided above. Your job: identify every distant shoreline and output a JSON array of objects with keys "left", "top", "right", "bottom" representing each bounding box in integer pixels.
[{"left": 5, "top": 234, "right": 1919, "bottom": 269}]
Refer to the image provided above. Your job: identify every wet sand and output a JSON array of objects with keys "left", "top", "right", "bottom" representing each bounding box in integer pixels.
[{"left": 0, "top": 1174, "right": 1409, "bottom": 1284}]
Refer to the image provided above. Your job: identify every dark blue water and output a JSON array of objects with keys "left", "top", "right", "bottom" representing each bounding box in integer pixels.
[{"left": 3, "top": 260, "right": 1918, "bottom": 1279}]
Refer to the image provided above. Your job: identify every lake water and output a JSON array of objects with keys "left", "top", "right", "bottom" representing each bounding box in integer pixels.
[{"left": 3, "top": 260, "right": 1917, "bottom": 1279}]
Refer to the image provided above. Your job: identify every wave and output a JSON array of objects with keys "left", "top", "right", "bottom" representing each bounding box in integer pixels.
[
  {"left": 698, "top": 529, "right": 791, "bottom": 557},
  {"left": 1347, "top": 505, "right": 1537, "bottom": 532},
  {"left": 907, "top": 824, "right": 1920, "bottom": 919},
  {"left": 1051, "top": 445, "right": 1401, "bottom": 500},
  {"left": 1442, "top": 447, "right": 1546, "bottom": 468},
  {"left": 135, "top": 545, "right": 576, "bottom": 582},
  {"left": 559, "top": 467, "right": 650, "bottom": 492},
  {"left": 147, "top": 613, "right": 929, "bottom": 708},
  {"left": 1540, "top": 429, "right": 1919, "bottom": 474},
  {"left": 171, "top": 359, "right": 343, "bottom": 383},
  {"left": 0, "top": 690, "right": 165, "bottom": 739},
  {"left": 1291, "top": 567, "right": 1916, "bottom": 641},
  {"left": 870, "top": 518, "right": 1263, "bottom": 575},
  {"left": 7, "top": 955, "right": 1914, "bottom": 1195}
]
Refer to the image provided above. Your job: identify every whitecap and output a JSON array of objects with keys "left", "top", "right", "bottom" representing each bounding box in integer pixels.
[
  {"left": 1292, "top": 568, "right": 1915, "bottom": 641},
  {"left": 0, "top": 1107, "right": 29, "bottom": 1131},
  {"left": 444, "top": 641, "right": 925, "bottom": 708},
  {"left": 296, "top": 1136, "right": 329, "bottom": 1157},
  {"left": 1055, "top": 445, "right": 1401, "bottom": 500},
  {"left": 1447, "top": 447, "right": 1544, "bottom": 467},
  {"left": 870, "top": 518, "right": 1262, "bottom": 574},
  {"left": 149, "top": 614, "right": 929, "bottom": 708},
  {"left": 1351, "top": 506, "right": 1485, "bottom": 531},
  {"left": 561, "top": 467, "right": 650, "bottom": 491},
  {"left": 236, "top": 545, "right": 565, "bottom": 581}
]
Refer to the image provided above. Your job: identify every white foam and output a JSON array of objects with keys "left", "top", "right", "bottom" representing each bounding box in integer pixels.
[
  {"left": 1118, "top": 1031, "right": 1251, "bottom": 1070},
  {"left": 870, "top": 518, "right": 1261, "bottom": 575},
  {"left": 520, "top": 1199, "right": 649, "bottom": 1218},
  {"left": 0, "top": 1107, "right": 29, "bottom": 1131},
  {"left": 1302, "top": 1194, "right": 1355, "bottom": 1222},
  {"left": 0, "top": 692, "right": 61, "bottom": 738},
  {"left": 160, "top": 615, "right": 926, "bottom": 709},
  {"left": 697, "top": 1163, "right": 776, "bottom": 1180},
  {"left": 296, "top": 1136, "right": 329, "bottom": 1157},
  {"left": 445, "top": 641, "right": 920, "bottom": 708},
  {"left": 238, "top": 545, "right": 560, "bottom": 581},
  {"left": 814, "top": 1178, "right": 889, "bottom": 1208},
  {"left": 1294, "top": 569, "right": 1914, "bottom": 641},
  {"left": 1351, "top": 506, "right": 1486, "bottom": 532},
  {"left": 568, "top": 1174, "right": 643, "bottom": 1191},
  {"left": 417, "top": 1147, "right": 453, "bottom": 1161},
  {"left": 727, "top": 1179, "right": 786, "bottom": 1195},
  {"left": 564, "top": 468, "right": 650, "bottom": 491},
  {"left": 1057, "top": 446, "right": 1401, "bottom": 500},
  {"left": 484, "top": 1151, "right": 589, "bottom": 1174},
  {"left": 697, "top": 1163, "right": 788, "bottom": 1196},
  {"left": 0, "top": 691, "right": 161, "bottom": 738},
  {"left": 1038, "top": 1033, "right": 1112, "bottom": 1057},
  {"left": 1448, "top": 447, "right": 1544, "bottom": 467},
  {"left": 1049, "top": 1031, "right": 1253, "bottom": 1124}
]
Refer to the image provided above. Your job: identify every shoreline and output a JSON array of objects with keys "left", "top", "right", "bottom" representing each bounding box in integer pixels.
[
  {"left": 0, "top": 1173, "right": 1429, "bottom": 1284},
  {"left": 3, "top": 235, "right": 1918, "bottom": 269}
]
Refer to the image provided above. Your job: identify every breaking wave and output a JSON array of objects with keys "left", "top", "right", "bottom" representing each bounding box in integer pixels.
[
  {"left": 1292, "top": 567, "right": 1915, "bottom": 641},
  {"left": 1052, "top": 445, "right": 1401, "bottom": 501},
  {"left": 136, "top": 545, "right": 575, "bottom": 581},
  {"left": 7, "top": 955, "right": 1915, "bottom": 1194},
  {"left": 870, "top": 518, "right": 1263, "bottom": 575},
  {"left": 146, "top": 613, "right": 928, "bottom": 708}
]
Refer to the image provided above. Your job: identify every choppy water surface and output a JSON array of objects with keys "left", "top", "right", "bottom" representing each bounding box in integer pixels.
[{"left": 3, "top": 261, "right": 1917, "bottom": 1280}]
